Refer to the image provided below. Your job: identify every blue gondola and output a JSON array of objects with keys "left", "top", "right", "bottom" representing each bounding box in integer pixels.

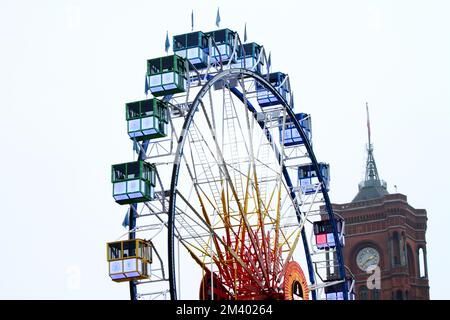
[
  {"left": 173, "top": 31, "right": 209, "bottom": 68},
  {"left": 325, "top": 277, "right": 355, "bottom": 300},
  {"left": 279, "top": 113, "right": 312, "bottom": 147},
  {"left": 232, "top": 42, "right": 262, "bottom": 73},
  {"left": 298, "top": 163, "right": 330, "bottom": 195},
  {"left": 205, "top": 29, "right": 237, "bottom": 63},
  {"left": 313, "top": 218, "right": 344, "bottom": 249},
  {"left": 256, "top": 72, "right": 290, "bottom": 107}
]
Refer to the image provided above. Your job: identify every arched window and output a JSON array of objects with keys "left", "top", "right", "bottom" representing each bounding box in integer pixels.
[
  {"left": 407, "top": 244, "right": 415, "bottom": 277},
  {"left": 401, "top": 232, "right": 406, "bottom": 265},
  {"left": 372, "top": 289, "right": 380, "bottom": 300},
  {"left": 395, "top": 290, "right": 403, "bottom": 300},
  {"left": 418, "top": 247, "right": 426, "bottom": 278},
  {"left": 392, "top": 232, "right": 401, "bottom": 266},
  {"left": 359, "top": 286, "right": 368, "bottom": 300}
]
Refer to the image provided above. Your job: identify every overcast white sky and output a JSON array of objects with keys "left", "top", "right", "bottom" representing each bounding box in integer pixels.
[{"left": 0, "top": 0, "right": 449, "bottom": 299}]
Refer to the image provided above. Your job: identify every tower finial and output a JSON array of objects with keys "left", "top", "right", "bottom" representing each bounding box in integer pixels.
[
  {"left": 366, "top": 101, "right": 371, "bottom": 148},
  {"left": 352, "top": 102, "right": 389, "bottom": 202},
  {"left": 365, "top": 102, "right": 379, "bottom": 181}
]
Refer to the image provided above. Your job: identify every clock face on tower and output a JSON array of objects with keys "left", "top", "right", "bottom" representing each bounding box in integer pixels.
[{"left": 356, "top": 247, "right": 380, "bottom": 271}]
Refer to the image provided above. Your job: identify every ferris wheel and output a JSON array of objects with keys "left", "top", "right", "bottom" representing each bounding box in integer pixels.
[{"left": 106, "top": 25, "right": 355, "bottom": 300}]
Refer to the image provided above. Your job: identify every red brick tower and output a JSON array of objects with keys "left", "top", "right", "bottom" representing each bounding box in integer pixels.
[{"left": 332, "top": 104, "right": 429, "bottom": 299}]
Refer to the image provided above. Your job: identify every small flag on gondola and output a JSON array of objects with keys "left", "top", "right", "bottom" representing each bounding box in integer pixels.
[
  {"left": 145, "top": 74, "right": 149, "bottom": 96},
  {"left": 122, "top": 209, "right": 129, "bottom": 228},
  {"left": 191, "top": 10, "right": 194, "bottom": 31},
  {"left": 133, "top": 137, "right": 139, "bottom": 154},
  {"left": 244, "top": 23, "right": 247, "bottom": 43},
  {"left": 291, "top": 92, "right": 295, "bottom": 109},
  {"left": 165, "top": 31, "right": 170, "bottom": 53},
  {"left": 216, "top": 8, "right": 221, "bottom": 28}
]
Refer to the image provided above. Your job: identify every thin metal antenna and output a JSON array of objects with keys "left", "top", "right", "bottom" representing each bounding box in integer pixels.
[
  {"left": 364, "top": 102, "right": 379, "bottom": 181},
  {"left": 366, "top": 101, "right": 371, "bottom": 149}
]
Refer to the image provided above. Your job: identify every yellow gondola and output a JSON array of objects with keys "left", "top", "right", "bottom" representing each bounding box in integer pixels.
[{"left": 107, "top": 239, "right": 152, "bottom": 282}]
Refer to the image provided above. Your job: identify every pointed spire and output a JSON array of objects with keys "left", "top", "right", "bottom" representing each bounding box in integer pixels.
[
  {"left": 364, "top": 102, "right": 380, "bottom": 182},
  {"left": 352, "top": 102, "right": 389, "bottom": 202},
  {"left": 191, "top": 10, "right": 194, "bottom": 31}
]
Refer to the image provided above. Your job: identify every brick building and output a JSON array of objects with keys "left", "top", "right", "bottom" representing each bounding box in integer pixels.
[
  {"left": 333, "top": 194, "right": 429, "bottom": 299},
  {"left": 331, "top": 104, "right": 430, "bottom": 299}
]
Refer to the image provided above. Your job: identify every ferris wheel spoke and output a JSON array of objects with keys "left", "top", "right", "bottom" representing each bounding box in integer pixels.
[
  {"left": 254, "top": 119, "right": 275, "bottom": 206},
  {"left": 178, "top": 144, "right": 257, "bottom": 287},
  {"left": 236, "top": 77, "right": 273, "bottom": 283},
  {"left": 257, "top": 126, "right": 298, "bottom": 243},
  {"left": 177, "top": 190, "right": 265, "bottom": 291},
  {"left": 236, "top": 95, "right": 287, "bottom": 287},
  {"left": 196, "top": 97, "right": 272, "bottom": 286},
  {"left": 188, "top": 120, "right": 225, "bottom": 217},
  {"left": 184, "top": 156, "right": 232, "bottom": 247},
  {"left": 178, "top": 162, "right": 231, "bottom": 266},
  {"left": 178, "top": 136, "right": 238, "bottom": 258},
  {"left": 198, "top": 99, "right": 247, "bottom": 214},
  {"left": 175, "top": 191, "right": 232, "bottom": 281},
  {"left": 271, "top": 107, "right": 288, "bottom": 276},
  {"left": 176, "top": 202, "right": 232, "bottom": 283},
  {"left": 220, "top": 87, "right": 247, "bottom": 206}
]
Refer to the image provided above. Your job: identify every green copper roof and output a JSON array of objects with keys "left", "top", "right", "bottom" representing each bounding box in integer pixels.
[{"left": 352, "top": 179, "right": 389, "bottom": 202}]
